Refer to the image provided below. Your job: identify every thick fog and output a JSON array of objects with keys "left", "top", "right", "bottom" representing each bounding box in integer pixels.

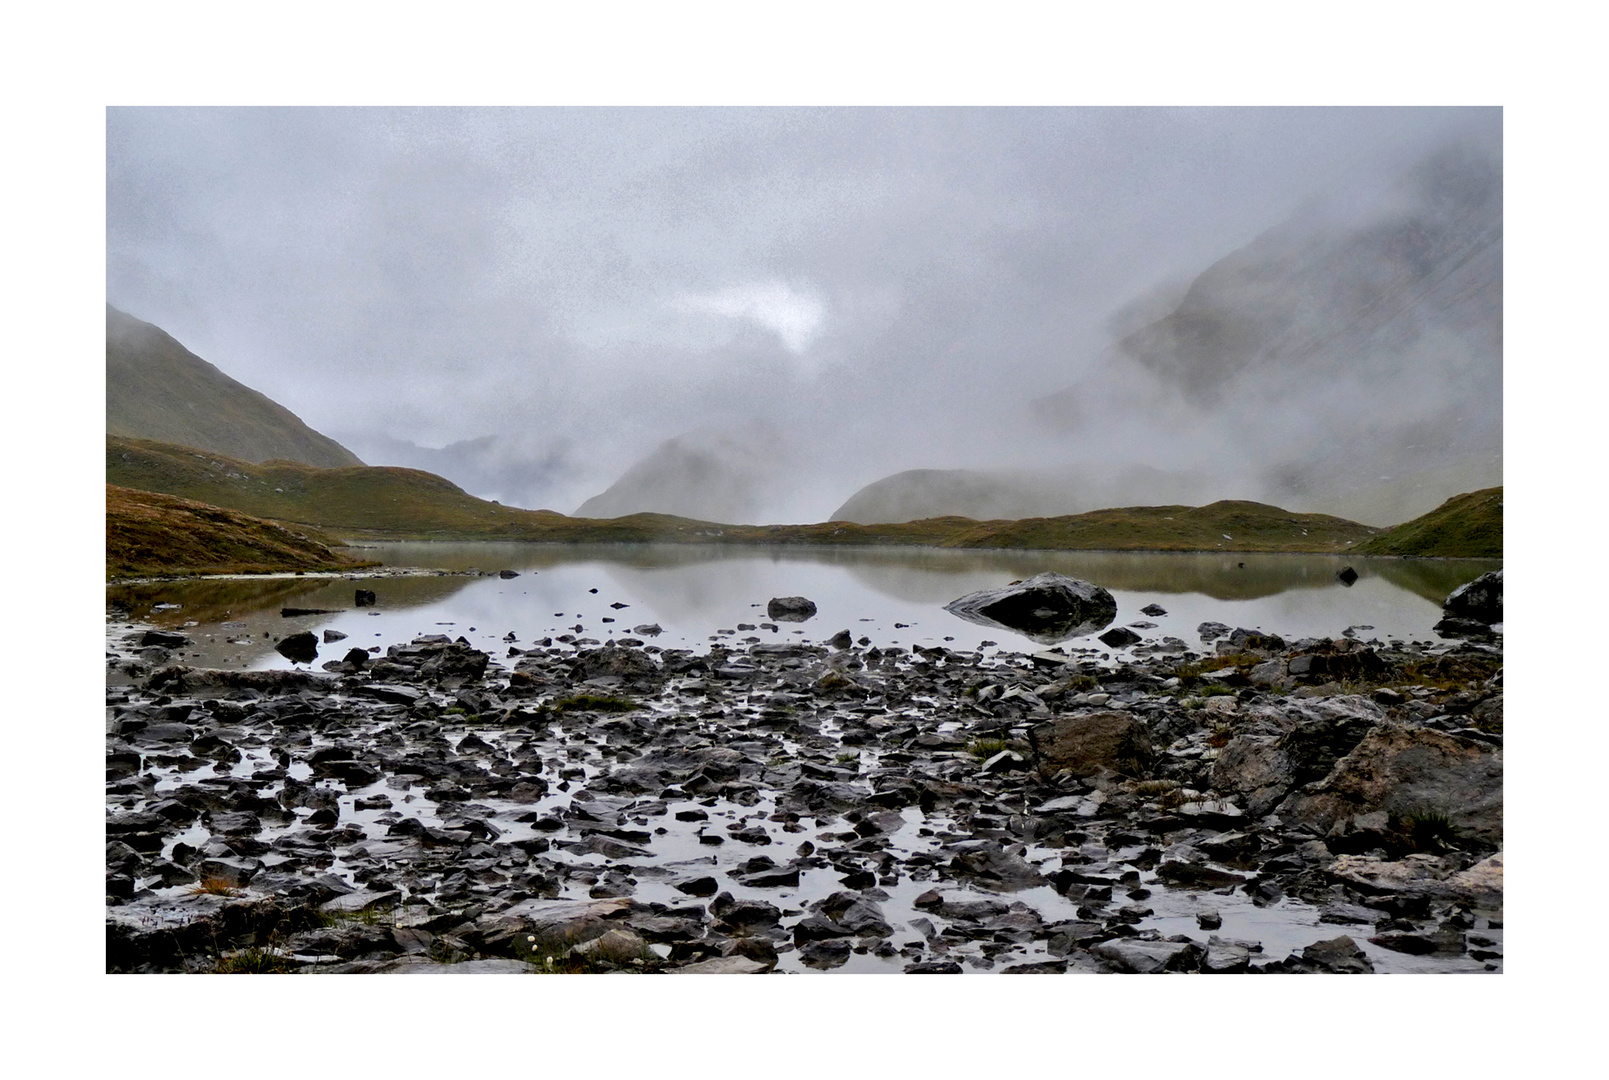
[{"left": 106, "top": 107, "right": 1501, "bottom": 524}]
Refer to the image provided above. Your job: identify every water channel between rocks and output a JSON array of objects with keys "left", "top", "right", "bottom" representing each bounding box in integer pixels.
[{"left": 107, "top": 544, "right": 1503, "bottom": 974}]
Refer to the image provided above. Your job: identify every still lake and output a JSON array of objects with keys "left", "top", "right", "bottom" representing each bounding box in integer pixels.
[{"left": 106, "top": 544, "right": 1502, "bottom": 670}]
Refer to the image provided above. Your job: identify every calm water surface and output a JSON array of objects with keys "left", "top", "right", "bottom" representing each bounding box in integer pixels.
[{"left": 107, "top": 544, "right": 1501, "bottom": 671}]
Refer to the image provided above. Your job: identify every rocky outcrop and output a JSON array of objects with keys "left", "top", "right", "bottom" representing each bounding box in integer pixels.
[{"left": 1279, "top": 724, "right": 1503, "bottom": 849}]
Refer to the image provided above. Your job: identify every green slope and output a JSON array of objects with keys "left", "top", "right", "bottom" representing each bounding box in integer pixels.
[
  {"left": 109, "top": 435, "right": 1389, "bottom": 554},
  {"left": 106, "top": 305, "right": 363, "bottom": 468},
  {"left": 1356, "top": 487, "right": 1502, "bottom": 558}
]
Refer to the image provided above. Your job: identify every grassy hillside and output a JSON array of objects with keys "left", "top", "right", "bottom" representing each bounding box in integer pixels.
[
  {"left": 110, "top": 435, "right": 1388, "bottom": 554},
  {"left": 106, "top": 305, "right": 363, "bottom": 468},
  {"left": 107, "top": 435, "right": 724, "bottom": 541},
  {"left": 106, "top": 485, "right": 378, "bottom": 579},
  {"left": 1356, "top": 487, "right": 1502, "bottom": 557}
]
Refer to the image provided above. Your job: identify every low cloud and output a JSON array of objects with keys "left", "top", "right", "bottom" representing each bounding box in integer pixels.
[{"left": 669, "top": 280, "right": 826, "bottom": 355}]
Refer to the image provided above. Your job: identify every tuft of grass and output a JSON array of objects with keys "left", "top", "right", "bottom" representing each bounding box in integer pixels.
[
  {"left": 967, "top": 737, "right": 1009, "bottom": 760},
  {"left": 318, "top": 904, "right": 394, "bottom": 928},
  {"left": 835, "top": 751, "right": 860, "bottom": 765},
  {"left": 1388, "top": 808, "right": 1458, "bottom": 853},
  {"left": 189, "top": 874, "right": 242, "bottom": 897},
  {"left": 535, "top": 693, "right": 638, "bottom": 717},
  {"left": 212, "top": 947, "right": 292, "bottom": 974}
]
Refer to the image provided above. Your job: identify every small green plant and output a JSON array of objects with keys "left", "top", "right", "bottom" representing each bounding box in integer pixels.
[
  {"left": 1206, "top": 722, "right": 1232, "bottom": 748},
  {"left": 1200, "top": 684, "right": 1238, "bottom": 698},
  {"left": 835, "top": 751, "right": 860, "bottom": 765},
  {"left": 443, "top": 706, "right": 466, "bottom": 715},
  {"left": 967, "top": 737, "right": 1009, "bottom": 760}
]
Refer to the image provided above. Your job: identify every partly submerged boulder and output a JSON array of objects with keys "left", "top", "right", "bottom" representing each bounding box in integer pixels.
[
  {"left": 1441, "top": 570, "right": 1503, "bottom": 625},
  {"left": 767, "top": 596, "right": 818, "bottom": 622},
  {"left": 944, "top": 572, "right": 1117, "bottom": 644}
]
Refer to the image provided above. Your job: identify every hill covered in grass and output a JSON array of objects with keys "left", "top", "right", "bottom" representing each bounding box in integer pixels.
[
  {"left": 109, "top": 435, "right": 1392, "bottom": 554},
  {"left": 106, "top": 305, "right": 363, "bottom": 468},
  {"left": 1357, "top": 487, "right": 1502, "bottom": 557},
  {"left": 106, "top": 485, "right": 378, "bottom": 579}
]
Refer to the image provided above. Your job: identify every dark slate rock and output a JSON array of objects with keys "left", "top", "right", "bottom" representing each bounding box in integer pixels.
[
  {"left": 274, "top": 632, "right": 319, "bottom": 664},
  {"left": 766, "top": 596, "right": 818, "bottom": 622}
]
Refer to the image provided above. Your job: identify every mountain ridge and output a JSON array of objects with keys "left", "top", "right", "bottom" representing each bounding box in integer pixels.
[{"left": 106, "top": 305, "right": 363, "bottom": 469}]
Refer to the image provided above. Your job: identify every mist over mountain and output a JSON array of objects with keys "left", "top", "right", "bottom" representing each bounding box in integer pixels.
[
  {"left": 1031, "top": 136, "right": 1502, "bottom": 524},
  {"left": 106, "top": 108, "right": 1501, "bottom": 525},
  {"left": 106, "top": 305, "right": 363, "bottom": 469},
  {"left": 332, "top": 430, "right": 579, "bottom": 513},
  {"left": 830, "top": 465, "right": 1220, "bottom": 525},
  {"left": 574, "top": 423, "right": 788, "bottom": 523}
]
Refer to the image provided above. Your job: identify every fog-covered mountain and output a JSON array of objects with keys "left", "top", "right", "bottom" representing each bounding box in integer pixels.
[
  {"left": 573, "top": 423, "right": 787, "bottom": 523},
  {"left": 830, "top": 465, "right": 1221, "bottom": 524},
  {"left": 1033, "top": 137, "right": 1502, "bottom": 524}
]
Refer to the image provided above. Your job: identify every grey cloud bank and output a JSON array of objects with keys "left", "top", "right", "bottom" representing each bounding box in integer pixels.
[{"left": 106, "top": 107, "right": 1500, "bottom": 523}]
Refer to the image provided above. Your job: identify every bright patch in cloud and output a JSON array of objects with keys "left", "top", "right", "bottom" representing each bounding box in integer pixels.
[{"left": 670, "top": 281, "right": 826, "bottom": 353}]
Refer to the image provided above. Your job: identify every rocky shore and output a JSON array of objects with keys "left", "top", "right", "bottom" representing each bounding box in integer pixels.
[{"left": 105, "top": 586, "right": 1503, "bottom": 974}]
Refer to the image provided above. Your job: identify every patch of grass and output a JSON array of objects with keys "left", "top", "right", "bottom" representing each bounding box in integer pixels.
[
  {"left": 1200, "top": 684, "right": 1238, "bottom": 698},
  {"left": 535, "top": 693, "right": 639, "bottom": 717},
  {"left": 1388, "top": 808, "right": 1458, "bottom": 853},
  {"left": 318, "top": 904, "right": 394, "bottom": 928},
  {"left": 211, "top": 947, "right": 292, "bottom": 974},
  {"left": 1172, "top": 653, "right": 1263, "bottom": 684},
  {"left": 967, "top": 737, "right": 1009, "bottom": 760},
  {"left": 1206, "top": 722, "right": 1232, "bottom": 747},
  {"left": 835, "top": 751, "right": 860, "bottom": 765}
]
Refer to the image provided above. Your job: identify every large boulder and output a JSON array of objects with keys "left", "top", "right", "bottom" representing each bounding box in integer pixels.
[
  {"left": 944, "top": 573, "right": 1117, "bottom": 644},
  {"left": 1028, "top": 711, "right": 1154, "bottom": 779},
  {"left": 1442, "top": 570, "right": 1502, "bottom": 624},
  {"left": 1278, "top": 724, "right": 1502, "bottom": 849}
]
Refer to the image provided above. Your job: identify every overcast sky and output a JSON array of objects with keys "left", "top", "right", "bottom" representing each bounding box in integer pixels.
[{"left": 106, "top": 106, "right": 1499, "bottom": 516}]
